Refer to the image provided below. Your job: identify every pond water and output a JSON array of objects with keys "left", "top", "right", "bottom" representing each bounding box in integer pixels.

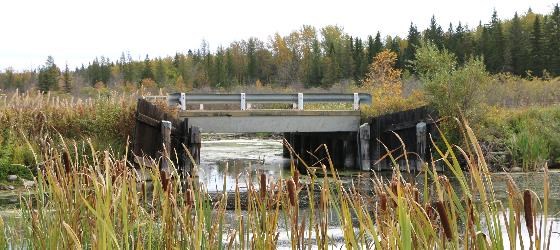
[
  {"left": 198, "top": 136, "right": 560, "bottom": 248},
  {"left": 1, "top": 136, "right": 559, "bottom": 248}
]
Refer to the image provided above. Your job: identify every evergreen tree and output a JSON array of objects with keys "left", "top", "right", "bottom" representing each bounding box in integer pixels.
[
  {"left": 37, "top": 56, "right": 60, "bottom": 92},
  {"left": 403, "top": 23, "right": 421, "bottom": 70},
  {"left": 425, "top": 15, "right": 445, "bottom": 49},
  {"left": 247, "top": 38, "right": 257, "bottom": 83},
  {"left": 352, "top": 37, "right": 366, "bottom": 81},
  {"left": 366, "top": 32, "right": 383, "bottom": 66},
  {"left": 63, "top": 64, "right": 72, "bottom": 93},
  {"left": 308, "top": 39, "right": 322, "bottom": 86},
  {"left": 551, "top": 5, "right": 560, "bottom": 75},
  {"left": 141, "top": 55, "right": 155, "bottom": 80},
  {"left": 486, "top": 10, "right": 506, "bottom": 73},
  {"left": 509, "top": 12, "right": 529, "bottom": 75},
  {"left": 530, "top": 15, "right": 545, "bottom": 76}
]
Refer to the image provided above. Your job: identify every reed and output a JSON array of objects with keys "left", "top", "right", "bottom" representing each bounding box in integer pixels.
[{"left": 0, "top": 118, "right": 553, "bottom": 249}]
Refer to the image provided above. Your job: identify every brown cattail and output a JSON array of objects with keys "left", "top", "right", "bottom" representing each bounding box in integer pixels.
[
  {"left": 523, "top": 190, "right": 534, "bottom": 237},
  {"left": 435, "top": 200, "right": 453, "bottom": 240},
  {"left": 390, "top": 179, "right": 398, "bottom": 195},
  {"left": 425, "top": 203, "right": 435, "bottom": 221},
  {"left": 62, "top": 151, "right": 72, "bottom": 174},
  {"left": 293, "top": 170, "right": 300, "bottom": 188},
  {"left": 260, "top": 173, "right": 267, "bottom": 199},
  {"left": 160, "top": 171, "right": 170, "bottom": 192},
  {"left": 412, "top": 187, "right": 420, "bottom": 204},
  {"left": 287, "top": 179, "right": 296, "bottom": 207},
  {"left": 379, "top": 192, "right": 388, "bottom": 212},
  {"left": 185, "top": 189, "right": 194, "bottom": 207}
]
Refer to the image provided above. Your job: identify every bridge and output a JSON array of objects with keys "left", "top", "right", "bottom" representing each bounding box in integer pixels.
[
  {"left": 135, "top": 93, "right": 435, "bottom": 175},
  {"left": 160, "top": 93, "right": 372, "bottom": 133}
]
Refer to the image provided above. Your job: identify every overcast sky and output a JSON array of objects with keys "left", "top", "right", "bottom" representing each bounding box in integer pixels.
[{"left": 0, "top": 0, "right": 557, "bottom": 71}]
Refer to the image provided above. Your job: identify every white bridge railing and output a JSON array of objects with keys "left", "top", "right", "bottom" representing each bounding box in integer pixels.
[{"left": 145, "top": 93, "right": 372, "bottom": 111}]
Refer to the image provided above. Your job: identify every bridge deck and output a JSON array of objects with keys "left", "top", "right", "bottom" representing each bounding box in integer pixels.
[{"left": 178, "top": 110, "right": 362, "bottom": 133}]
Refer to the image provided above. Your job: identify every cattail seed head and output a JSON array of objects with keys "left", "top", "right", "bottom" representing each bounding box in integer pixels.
[
  {"left": 260, "top": 173, "right": 267, "bottom": 199},
  {"left": 379, "top": 192, "right": 388, "bottom": 212},
  {"left": 185, "top": 189, "right": 194, "bottom": 207},
  {"left": 160, "top": 171, "right": 170, "bottom": 192},
  {"left": 412, "top": 187, "right": 420, "bottom": 204},
  {"left": 293, "top": 170, "right": 300, "bottom": 188},
  {"left": 62, "top": 151, "right": 72, "bottom": 174},
  {"left": 287, "top": 179, "right": 296, "bottom": 207},
  {"left": 523, "top": 189, "right": 534, "bottom": 236},
  {"left": 435, "top": 200, "right": 453, "bottom": 240}
]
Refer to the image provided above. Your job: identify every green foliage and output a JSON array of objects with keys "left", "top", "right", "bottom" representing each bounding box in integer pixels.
[
  {"left": 415, "top": 42, "right": 489, "bottom": 120},
  {"left": 37, "top": 56, "right": 60, "bottom": 92}
]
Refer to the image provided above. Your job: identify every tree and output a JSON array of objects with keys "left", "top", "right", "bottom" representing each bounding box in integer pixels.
[
  {"left": 352, "top": 37, "right": 366, "bottom": 82},
  {"left": 486, "top": 10, "right": 507, "bottom": 73},
  {"left": 307, "top": 39, "right": 323, "bottom": 86},
  {"left": 509, "top": 12, "right": 529, "bottom": 75},
  {"left": 424, "top": 15, "right": 444, "bottom": 49},
  {"left": 38, "top": 56, "right": 60, "bottom": 92},
  {"left": 366, "top": 32, "right": 383, "bottom": 65},
  {"left": 550, "top": 5, "right": 560, "bottom": 75},
  {"left": 63, "top": 64, "right": 72, "bottom": 93},
  {"left": 247, "top": 38, "right": 257, "bottom": 83},
  {"left": 403, "top": 23, "right": 421, "bottom": 70},
  {"left": 530, "top": 15, "right": 545, "bottom": 76},
  {"left": 141, "top": 54, "right": 155, "bottom": 81}
]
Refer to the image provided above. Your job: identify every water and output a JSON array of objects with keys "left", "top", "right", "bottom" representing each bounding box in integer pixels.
[
  {"left": 197, "top": 136, "right": 560, "bottom": 248},
  {"left": 1, "top": 136, "right": 560, "bottom": 247}
]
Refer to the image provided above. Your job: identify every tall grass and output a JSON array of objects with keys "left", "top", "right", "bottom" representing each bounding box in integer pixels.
[{"left": 0, "top": 119, "right": 554, "bottom": 249}]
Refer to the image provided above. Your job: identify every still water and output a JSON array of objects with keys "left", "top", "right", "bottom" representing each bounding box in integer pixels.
[{"left": 198, "top": 136, "right": 560, "bottom": 248}]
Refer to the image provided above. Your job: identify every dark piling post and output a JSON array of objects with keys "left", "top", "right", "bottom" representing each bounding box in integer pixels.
[
  {"left": 160, "top": 120, "right": 172, "bottom": 172},
  {"left": 416, "top": 122, "right": 427, "bottom": 172}
]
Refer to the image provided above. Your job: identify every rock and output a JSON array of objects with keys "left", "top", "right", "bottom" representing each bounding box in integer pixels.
[
  {"left": 23, "top": 180, "right": 35, "bottom": 188},
  {"left": 7, "top": 185, "right": 15, "bottom": 190},
  {"left": 510, "top": 166, "right": 523, "bottom": 172},
  {"left": 7, "top": 175, "right": 18, "bottom": 181},
  {"left": 0, "top": 184, "right": 8, "bottom": 190}
]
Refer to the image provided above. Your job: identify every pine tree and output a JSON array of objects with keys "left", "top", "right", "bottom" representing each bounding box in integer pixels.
[
  {"left": 247, "top": 38, "right": 257, "bottom": 83},
  {"left": 509, "top": 12, "right": 529, "bottom": 75},
  {"left": 141, "top": 54, "right": 155, "bottom": 81},
  {"left": 308, "top": 39, "right": 322, "bottom": 86},
  {"left": 352, "top": 37, "right": 366, "bottom": 82},
  {"left": 546, "top": 5, "right": 560, "bottom": 75},
  {"left": 425, "top": 15, "right": 444, "bottom": 49},
  {"left": 38, "top": 56, "right": 60, "bottom": 92},
  {"left": 486, "top": 10, "right": 506, "bottom": 73},
  {"left": 403, "top": 23, "right": 421, "bottom": 70},
  {"left": 530, "top": 15, "right": 545, "bottom": 76},
  {"left": 63, "top": 64, "right": 72, "bottom": 93},
  {"left": 366, "top": 32, "right": 383, "bottom": 66}
]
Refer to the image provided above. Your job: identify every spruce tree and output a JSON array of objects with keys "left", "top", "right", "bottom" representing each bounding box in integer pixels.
[
  {"left": 63, "top": 64, "right": 72, "bottom": 93},
  {"left": 547, "top": 5, "right": 560, "bottom": 75},
  {"left": 425, "top": 15, "right": 444, "bottom": 49},
  {"left": 487, "top": 10, "right": 506, "bottom": 73},
  {"left": 141, "top": 55, "right": 155, "bottom": 81},
  {"left": 403, "top": 23, "right": 421, "bottom": 70},
  {"left": 509, "top": 12, "right": 529, "bottom": 75},
  {"left": 531, "top": 15, "right": 545, "bottom": 76},
  {"left": 38, "top": 56, "right": 60, "bottom": 92}
]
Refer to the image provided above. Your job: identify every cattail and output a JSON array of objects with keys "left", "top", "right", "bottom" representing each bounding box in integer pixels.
[
  {"left": 260, "top": 173, "right": 267, "bottom": 199},
  {"left": 287, "top": 179, "right": 296, "bottom": 207},
  {"left": 160, "top": 171, "right": 170, "bottom": 192},
  {"left": 320, "top": 188, "right": 328, "bottom": 209},
  {"left": 293, "top": 170, "right": 300, "bottom": 189},
  {"left": 523, "top": 189, "right": 534, "bottom": 237},
  {"left": 425, "top": 203, "right": 434, "bottom": 220},
  {"left": 379, "top": 192, "right": 388, "bottom": 212},
  {"left": 435, "top": 200, "right": 452, "bottom": 240},
  {"left": 412, "top": 187, "right": 420, "bottom": 204},
  {"left": 185, "top": 189, "right": 194, "bottom": 207},
  {"left": 62, "top": 151, "right": 72, "bottom": 174},
  {"left": 390, "top": 179, "right": 398, "bottom": 195}
]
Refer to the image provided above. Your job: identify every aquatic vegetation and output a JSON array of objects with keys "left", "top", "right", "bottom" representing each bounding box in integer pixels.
[{"left": 0, "top": 118, "right": 552, "bottom": 249}]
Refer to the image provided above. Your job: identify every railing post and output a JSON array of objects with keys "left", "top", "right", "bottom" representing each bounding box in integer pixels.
[
  {"left": 179, "top": 93, "right": 186, "bottom": 110},
  {"left": 240, "top": 93, "right": 246, "bottom": 110},
  {"left": 199, "top": 104, "right": 204, "bottom": 110},
  {"left": 353, "top": 93, "right": 360, "bottom": 110},
  {"left": 297, "top": 93, "right": 304, "bottom": 110}
]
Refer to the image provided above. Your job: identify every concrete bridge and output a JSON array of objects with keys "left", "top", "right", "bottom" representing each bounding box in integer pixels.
[
  {"left": 161, "top": 93, "right": 372, "bottom": 134},
  {"left": 137, "top": 93, "right": 434, "bottom": 174}
]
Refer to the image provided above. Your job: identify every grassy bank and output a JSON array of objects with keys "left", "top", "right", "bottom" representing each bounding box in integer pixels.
[
  {"left": 0, "top": 120, "right": 554, "bottom": 249},
  {"left": 0, "top": 90, "right": 135, "bottom": 183}
]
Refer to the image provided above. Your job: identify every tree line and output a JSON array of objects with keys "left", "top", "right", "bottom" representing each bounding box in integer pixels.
[{"left": 1, "top": 5, "right": 559, "bottom": 93}]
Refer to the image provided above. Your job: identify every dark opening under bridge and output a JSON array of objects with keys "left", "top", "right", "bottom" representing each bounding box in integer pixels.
[{"left": 134, "top": 93, "right": 437, "bottom": 176}]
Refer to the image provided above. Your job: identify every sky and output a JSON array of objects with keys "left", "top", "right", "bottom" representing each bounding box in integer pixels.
[{"left": 0, "top": 0, "right": 557, "bottom": 71}]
